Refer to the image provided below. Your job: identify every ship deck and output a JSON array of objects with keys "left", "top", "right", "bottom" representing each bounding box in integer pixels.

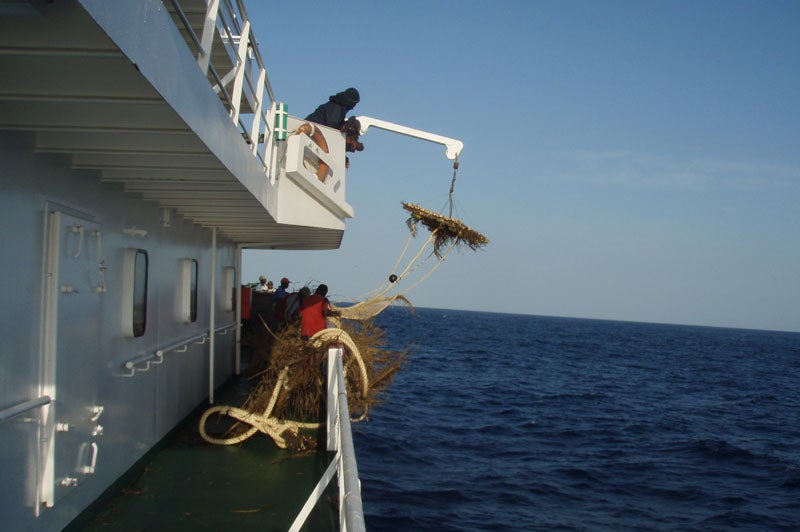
[{"left": 65, "top": 370, "right": 337, "bottom": 531}]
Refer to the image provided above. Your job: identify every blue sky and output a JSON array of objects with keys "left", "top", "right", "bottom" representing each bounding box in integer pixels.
[{"left": 242, "top": 1, "right": 800, "bottom": 333}]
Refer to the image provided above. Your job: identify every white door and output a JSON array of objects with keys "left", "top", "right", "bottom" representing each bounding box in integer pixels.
[{"left": 39, "top": 207, "right": 105, "bottom": 507}]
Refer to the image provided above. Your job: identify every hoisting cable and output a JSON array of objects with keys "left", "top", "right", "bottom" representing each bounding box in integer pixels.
[
  {"left": 360, "top": 158, "right": 460, "bottom": 302},
  {"left": 448, "top": 157, "right": 459, "bottom": 217}
]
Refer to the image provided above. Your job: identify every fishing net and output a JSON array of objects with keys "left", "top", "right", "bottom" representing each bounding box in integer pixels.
[{"left": 335, "top": 294, "right": 414, "bottom": 321}]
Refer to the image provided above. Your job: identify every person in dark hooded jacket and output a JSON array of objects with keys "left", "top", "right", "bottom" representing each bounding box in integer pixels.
[{"left": 305, "top": 87, "right": 360, "bottom": 129}]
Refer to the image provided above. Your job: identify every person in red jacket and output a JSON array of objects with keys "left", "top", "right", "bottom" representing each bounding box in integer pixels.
[{"left": 298, "top": 284, "right": 333, "bottom": 340}]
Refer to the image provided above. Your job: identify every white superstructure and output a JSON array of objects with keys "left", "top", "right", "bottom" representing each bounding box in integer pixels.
[{"left": 0, "top": 1, "right": 354, "bottom": 529}]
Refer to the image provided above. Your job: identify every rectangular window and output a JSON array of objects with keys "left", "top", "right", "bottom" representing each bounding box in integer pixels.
[
  {"left": 189, "top": 259, "right": 198, "bottom": 323},
  {"left": 223, "top": 266, "right": 235, "bottom": 312},
  {"left": 122, "top": 248, "right": 148, "bottom": 337},
  {"left": 177, "top": 258, "right": 199, "bottom": 323}
]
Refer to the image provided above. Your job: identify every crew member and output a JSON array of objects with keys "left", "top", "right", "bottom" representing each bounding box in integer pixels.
[{"left": 298, "top": 284, "right": 333, "bottom": 340}]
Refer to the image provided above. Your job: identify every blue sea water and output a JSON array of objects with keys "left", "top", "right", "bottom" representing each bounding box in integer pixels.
[{"left": 354, "top": 308, "right": 800, "bottom": 531}]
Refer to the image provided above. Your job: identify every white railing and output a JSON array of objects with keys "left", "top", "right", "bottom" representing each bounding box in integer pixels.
[
  {"left": 121, "top": 322, "right": 237, "bottom": 377},
  {"left": 166, "top": 0, "right": 353, "bottom": 219},
  {"left": 289, "top": 343, "right": 366, "bottom": 532},
  {"left": 168, "top": 0, "right": 278, "bottom": 172}
]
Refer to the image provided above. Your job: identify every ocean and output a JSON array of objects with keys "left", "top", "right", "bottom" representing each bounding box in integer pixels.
[{"left": 354, "top": 307, "right": 800, "bottom": 531}]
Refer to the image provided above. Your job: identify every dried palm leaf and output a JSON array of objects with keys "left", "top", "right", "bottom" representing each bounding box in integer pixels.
[{"left": 402, "top": 202, "right": 489, "bottom": 257}]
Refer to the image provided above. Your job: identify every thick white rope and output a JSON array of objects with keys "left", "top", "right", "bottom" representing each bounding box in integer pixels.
[
  {"left": 395, "top": 232, "right": 459, "bottom": 293},
  {"left": 199, "top": 328, "right": 369, "bottom": 448},
  {"left": 309, "top": 328, "right": 369, "bottom": 398},
  {"left": 363, "top": 228, "right": 458, "bottom": 306},
  {"left": 199, "top": 366, "right": 318, "bottom": 448}
]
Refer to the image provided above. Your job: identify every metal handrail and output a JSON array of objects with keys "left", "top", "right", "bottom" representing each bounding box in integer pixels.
[
  {"left": 166, "top": 0, "right": 204, "bottom": 54},
  {"left": 155, "top": 330, "right": 210, "bottom": 358},
  {"left": 289, "top": 344, "right": 366, "bottom": 532},
  {"left": 123, "top": 351, "right": 164, "bottom": 371},
  {"left": 214, "top": 321, "right": 237, "bottom": 335},
  {"left": 335, "top": 352, "right": 366, "bottom": 531},
  {"left": 121, "top": 322, "right": 237, "bottom": 375},
  {"left": 0, "top": 395, "right": 51, "bottom": 424}
]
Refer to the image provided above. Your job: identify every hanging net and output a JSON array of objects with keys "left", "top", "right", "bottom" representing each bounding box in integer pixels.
[{"left": 332, "top": 294, "right": 414, "bottom": 322}]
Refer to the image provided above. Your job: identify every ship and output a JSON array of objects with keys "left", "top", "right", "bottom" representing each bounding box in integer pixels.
[{"left": 1, "top": 1, "right": 464, "bottom": 530}]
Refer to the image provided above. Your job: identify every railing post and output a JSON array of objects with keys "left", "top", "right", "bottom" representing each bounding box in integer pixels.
[
  {"left": 209, "top": 227, "right": 217, "bottom": 404},
  {"left": 265, "top": 100, "right": 280, "bottom": 184},
  {"left": 335, "top": 352, "right": 366, "bottom": 532},
  {"left": 235, "top": 245, "right": 242, "bottom": 375},
  {"left": 198, "top": 0, "right": 220, "bottom": 74},
  {"left": 229, "top": 20, "right": 250, "bottom": 123},
  {"left": 326, "top": 344, "right": 340, "bottom": 451},
  {"left": 292, "top": 342, "right": 365, "bottom": 531},
  {"left": 249, "top": 65, "right": 267, "bottom": 155}
]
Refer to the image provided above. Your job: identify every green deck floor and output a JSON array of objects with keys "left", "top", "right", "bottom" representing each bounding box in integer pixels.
[{"left": 66, "top": 375, "right": 337, "bottom": 531}]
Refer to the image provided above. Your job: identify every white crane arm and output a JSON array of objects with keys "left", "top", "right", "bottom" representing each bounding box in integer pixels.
[{"left": 354, "top": 115, "right": 463, "bottom": 160}]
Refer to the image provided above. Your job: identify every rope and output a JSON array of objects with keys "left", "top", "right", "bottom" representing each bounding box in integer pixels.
[
  {"left": 198, "top": 366, "right": 317, "bottom": 448},
  {"left": 358, "top": 231, "right": 415, "bottom": 302},
  {"left": 309, "top": 328, "right": 369, "bottom": 398},
  {"left": 336, "top": 294, "right": 413, "bottom": 321},
  {"left": 363, "top": 232, "right": 436, "bottom": 302},
  {"left": 198, "top": 405, "right": 311, "bottom": 448},
  {"left": 339, "top": 226, "right": 461, "bottom": 322},
  {"left": 367, "top": 226, "right": 460, "bottom": 300},
  {"left": 397, "top": 234, "right": 459, "bottom": 293},
  {"left": 354, "top": 159, "right": 461, "bottom": 306},
  {"left": 199, "top": 328, "right": 369, "bottom": 449},
  {"left": 337, "top": 160, "right": 469, "bottom": 323}
]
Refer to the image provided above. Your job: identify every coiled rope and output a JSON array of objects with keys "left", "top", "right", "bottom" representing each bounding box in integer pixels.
[
  {"left": 199, "top": 327, "right": 369, "bottom": 449},
  {"left": 308, "top": 328, "right": 369, "bottom": 399}
]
